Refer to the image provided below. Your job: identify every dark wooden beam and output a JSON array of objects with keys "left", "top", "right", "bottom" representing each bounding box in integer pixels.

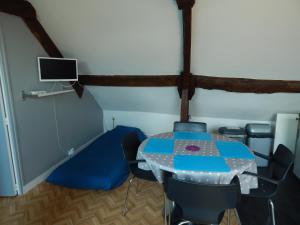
[
  {"left": 0, "top": 1, "right": 84, "bottom": 97},
  {"left": 79, "top": 74, "right": 300, "bottom": 94},
  {"left": 180, "top": 89, "right": 190, "bottom": 121},
  {"left": 176, "top": 0, "right": 195, "bottom": 122},
  {"left": 0, "top": 1, "right": 35, "bottom": 19},
  {"left": 22, "top": 19, "right": 63, "bottom": 58},
  {"left": 79, "top": 75, "right": 178, "bottom": 87},
  {"left": 194, "top": 75, "right": 300, "bottom": 93}
]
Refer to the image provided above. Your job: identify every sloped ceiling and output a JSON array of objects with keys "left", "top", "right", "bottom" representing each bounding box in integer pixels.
[{"left": 28, "top": 0, "right": 300, "bottom": 121}]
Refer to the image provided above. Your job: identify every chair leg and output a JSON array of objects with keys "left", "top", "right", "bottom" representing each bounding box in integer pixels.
[
  {"left": 122, "top": 176, "right": 135, "bottom": 216},
  {"left": 234, "top": 208, "right": 241, "bottom": 225},
  {"left": 168, "top": 199, "right": 171, "bottom": 225},
  {"left": 227, "top": 209, "right": 231, "bottom": 225},
  {"left": 164, "top": 196, "right": 175, "bottom": 225},
  {"left": 164, "top": 193, "right": 168, "bottom": 225},
  {"left": 269, "top": 199, "right": 276, "bottom": 225}
]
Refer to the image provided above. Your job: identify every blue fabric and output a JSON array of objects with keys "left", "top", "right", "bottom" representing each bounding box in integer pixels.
[
  {"left": 215, "top": 141, "right": 254, "bottom": 159},
  {"left": 143, "top": 139, "right": 174, "bottom": 154},
  {"left": 174, "top": 132, "right": 212, "bottom": 140},
  {"left": 173, "top": 155, "right": 230, "bottom": 172},
  {"left": 47, "top": 126, "right": 147, "bottom": 190}
]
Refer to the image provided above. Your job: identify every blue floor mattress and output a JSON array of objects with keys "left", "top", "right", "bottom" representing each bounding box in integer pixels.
[{"left": 47, "top": 126, "right": 147, "bottom": 190}]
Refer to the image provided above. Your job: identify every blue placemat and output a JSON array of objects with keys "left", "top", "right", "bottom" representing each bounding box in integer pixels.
[
  {"left": 215, "top": 141, "right": 254, "bottom": 159},
  {"left": 174, "top": 132, "right": 212, "bottom": 140},
  {"left": 173, "top": 155, "right": 230, "bottom": 172},
  {"left": 143, "top": 138, "right": 174, "bottom": 154}
]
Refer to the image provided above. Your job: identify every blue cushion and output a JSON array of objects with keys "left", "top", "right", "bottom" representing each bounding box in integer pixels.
[
  {"left": 173, "top": 155, "right": 230, "bottom": 172},
  {"left": 47, "top": 126, "right": 147, "bottom": 190}
]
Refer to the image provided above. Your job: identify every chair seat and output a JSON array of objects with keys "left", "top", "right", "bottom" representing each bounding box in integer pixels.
[{"left": 130, "top": 164, "right": 157, "bottom": 181}]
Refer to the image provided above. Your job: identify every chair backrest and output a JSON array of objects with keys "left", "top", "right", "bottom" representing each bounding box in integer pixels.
[
  {"left": 173, "top": 121, "right": 207, "bottom": 132},
  {"left": 122, "top": 132, "right": 141, "bottom": 161},
  {"left": 270, "top": 144, "right": 294, "bottom": 182},
  {"left": 164, "top": 175, "right": 241, "bottom": 224}
]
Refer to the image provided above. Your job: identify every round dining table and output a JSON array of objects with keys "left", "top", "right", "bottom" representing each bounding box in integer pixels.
[{"left": 137, "top": 131, "right": 258, "bottom": 194}]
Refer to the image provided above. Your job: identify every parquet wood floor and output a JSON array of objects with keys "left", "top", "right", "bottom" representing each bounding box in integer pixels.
[{"left": 0, "top": 178, "right": 238, "bottom": 225}]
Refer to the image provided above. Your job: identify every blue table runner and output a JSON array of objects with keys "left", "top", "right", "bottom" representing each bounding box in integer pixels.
[
  {"left": 174, "top": 132, "right": 212, "bottom": 141},
  {"left": 173, "top": 155, "right": 230, "bottom": 172},
  {"left": 216, "top": 141, "right": 254, "bottom": 159},
  {"left": 143, "top": 139, "right": 174, "bottom": 154}
]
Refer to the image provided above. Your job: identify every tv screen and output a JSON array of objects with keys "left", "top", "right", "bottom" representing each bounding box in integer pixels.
[{"left": 38, "top": 57, "right": 78, "bottom": 82}]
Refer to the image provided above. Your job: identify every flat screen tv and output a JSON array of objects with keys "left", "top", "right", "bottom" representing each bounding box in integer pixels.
[{"left": 38, "top": 57, "right": 78, "bottom": 82}]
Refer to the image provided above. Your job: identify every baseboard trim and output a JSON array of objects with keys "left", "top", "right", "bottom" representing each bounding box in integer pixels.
[{"left": 22, "top": 133, "right": 103, "bottom": 194}]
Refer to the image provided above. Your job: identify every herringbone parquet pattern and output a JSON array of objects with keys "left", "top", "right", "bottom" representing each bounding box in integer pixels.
[{"left": 0, "top": 178, "right": 238, "bottom": 225}]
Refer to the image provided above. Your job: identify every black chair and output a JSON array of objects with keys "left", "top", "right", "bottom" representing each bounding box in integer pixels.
[
  {"left": 173, "top": 121, "right": 207, "bottom": 132},
  {"left": 236, "top": 144, "right": 294, "bottom": 225},
  {"left": 163, "top": 173, "right": 241, "bottom": 225},
  {"left": 121, "top": 132, "right": 157, "bottom": 216}
]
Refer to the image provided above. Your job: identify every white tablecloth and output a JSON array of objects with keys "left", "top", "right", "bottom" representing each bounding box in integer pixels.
[{"left": 137, "top": 132, "right": 258, "bottom": 194}]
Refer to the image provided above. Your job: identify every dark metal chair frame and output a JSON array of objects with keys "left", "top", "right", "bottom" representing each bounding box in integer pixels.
[
  {"left": 237, "top": 144, "right": 294, "bottom": 225},
  {"left": 121, "top": 132, "right": 157, "bottom": 216}
]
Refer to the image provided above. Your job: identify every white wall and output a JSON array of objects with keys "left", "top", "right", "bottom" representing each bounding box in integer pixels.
[
  {"left": 103, "top": 110, "right": 270, "bottom": 136},
  {"left": 28, "top": 0, "right": 300, "bottom": 124},
  {"left": 192, "top": 0, "right": 300, "bottom": 79},
  {"left": 28, "top": 0, "right": 181, "bottom": 75}
]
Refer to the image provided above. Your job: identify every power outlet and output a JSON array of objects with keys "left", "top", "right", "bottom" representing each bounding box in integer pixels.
[{"left": 68, "top": 148, "right": 74, "bottom": 156}]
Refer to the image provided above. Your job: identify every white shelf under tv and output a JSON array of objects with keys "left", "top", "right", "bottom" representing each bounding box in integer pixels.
[{"left": 22, "top": 89, "right": 74, "bottom": 100}]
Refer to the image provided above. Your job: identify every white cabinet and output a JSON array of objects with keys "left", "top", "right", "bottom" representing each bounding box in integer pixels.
[
  {"left": 273, "top": 113, "right": 300, "bottom": 178},
  {"left": 273, "top": 113, "right": 299, "bottom": 154}
]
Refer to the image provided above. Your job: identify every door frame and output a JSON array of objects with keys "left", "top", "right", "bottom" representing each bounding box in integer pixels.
[{"left": 0, "top": 20, "right": 23, "bottom": 195}]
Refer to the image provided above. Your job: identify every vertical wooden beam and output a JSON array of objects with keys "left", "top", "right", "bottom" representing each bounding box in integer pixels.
[
  {"left": 180, "top": 89, "right": 190, "bottom": 121},
  {"left": 176, "top": 0, "right": 195, "bottom": 122}
]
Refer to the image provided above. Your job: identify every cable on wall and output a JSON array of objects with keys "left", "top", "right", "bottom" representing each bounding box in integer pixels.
[
  {"left": 60, "top": 81, "right": 76, "bottom": 89},
  {"left": 52, "top": 95, "right": 64, "bottom": 152}
]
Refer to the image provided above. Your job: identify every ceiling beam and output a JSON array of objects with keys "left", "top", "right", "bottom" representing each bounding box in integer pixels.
[
  {"left": 0, "top": 1, "right": 35, "bottom": 18},
  {"left": 194, "top": 75, "right": 300, "bottom": 93},
  {"left": 79, "top": 75, "right": 178, "bottom": 87},
  {"left": 79, "top": 74, "right": 300, "bottom": 94},
  {"left": 0, "top": 1, "right": 84, "bottom": 98}
]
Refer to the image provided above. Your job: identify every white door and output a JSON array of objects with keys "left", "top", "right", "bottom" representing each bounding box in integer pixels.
[
  {"left": 0, "top": 83, "right": 17, "bottom": 196},
  {"left": 0, "top": 23, "right": 21, "bottom": 196},
  {"left": 273, "top": 113, "right": 299, "bottom": 154}
]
